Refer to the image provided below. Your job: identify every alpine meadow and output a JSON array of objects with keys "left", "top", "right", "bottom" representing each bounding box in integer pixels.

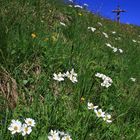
[{"left": 0, "top": 0, "right": 140, "bottom": 140}]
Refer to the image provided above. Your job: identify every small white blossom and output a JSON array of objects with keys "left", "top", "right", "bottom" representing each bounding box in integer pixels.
[
  {"left": 88, "top": 27, "right": 96, "bottom": 32},
  {"left": 102, "top": 32, "right": 109, "bottom": 38},
  {"left": 65, "top": 69, "right": 78, "bottom": 83},
  {"left": 69, "top": 75, "right": 78, "bottom": 83},
  {"left": 98, "top": 22, "right": 102, "bottom": 26},
  {"left": 112, "top": 31, "right": 116, "bottom": 34},
  {"left": 88, "top": 102, "right": 98, "bottom": 110},
  {"left": 103, "top": 114, "right": 112, "bottom": 123},
  {"left": 130, "top": 77, "right": 136, "bottom": 82},
  {"left": 118, "top": 49, "right": 123, "bottom": 53},
  {"left": 53, "top": 72, "right": 64, "bottom": 82},
  {"left": 25, "top": 118, "right": 35, "bottom": 127},
  {"left": 94, "top": 109, "right": 105, "bottom": 118},
  {"left": 62, "top": 134, "right": 72, "bottom": 140},
  {"left": 113, "top": 47, "right": 118, "bottom": 52},
  {"left": 132, "top": 39, "right": 137, "bottom": 43},
  {"left": 106, "top": 43, "right": 112, "bottom": 48},
  {"left": 48, "top": 130, "right": 60, "bottom": 140},
  {"left": 21, "top": 124, "right": 32, "bottom": 136},
  {"left": 8, "top": 120, "right": 22, "bottom": 134},
  {"left": 60, "top": 22, "right": 66, "bottom": 27},
  {"left": 68, "top": 5, "right": 73, "bottom": 7}
]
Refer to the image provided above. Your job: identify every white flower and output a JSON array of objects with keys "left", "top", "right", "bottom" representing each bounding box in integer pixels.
[
  {"left": 106, "top": 43, "right": 112, "bottom": 48},
  {"left": 95, "top": 72, "right": 102, "bottom": 78},
  {"left": 53, "top": 72, "right": 64, "bottom": 82},
  {"left": 21, "top": 124, "right": 32, "bottom": 136},
  {"left": 101, "top": 82, "right": 111, "bottom": 88},
  {"left": 102, "top": 32, "right": 109, "bottom": 38},
  {"left": 57, "top": 131, "right": 65, "bottom": 136},
  {"left": 69, "top": 74, "right": 78, "bottom": 83},
  {"left": 48, "top": 135, "right": 60, "bottom": 140},
  {"left": 119, "top": 49, "right": 123, "bottom": 53},
  {"left": 94, "top": 109, "right": 105, "bottom": 118},
  {"left": 113, "top": 47, "right": 117, "bottom": 52},
  {"left": 70, "top": 69, "right": 77, "bottom": 77},
  {"left": 62, "top": 135, "right": 72, "bottom": 140},
  {"left": 103, "top": 114, "right": 112, "bottom": 123},
  {"left": 8, "top": 120, "right": 22, "bottom": 134},
  {"left": 66, "top": 69, "right": 78, "bottom": 83},
  {"left": 25, "top": 118, "right": 35, "bottom": 127},
  {"left": 60, "top": 22, "right": 66, "bottom": 27},
  {"left": 130, "top": 77, "right": 136, "bottom": 82},
  {"left": 48, "top": 130, "right": 60, "bottom": 140},
  {"left": 132, "top": 39, "right": 137, "bottom": 43},
  {"left": 88, "top": 27, "right": 96, "bottom": 32},
  {"left": 68, "top": 5, "right": 73, "bottom": 7},
  {"left": 64, "top": 71, "right": 70, "bottom": 77},
  {"left": 95, "top": 73, "right": 113, "bottom": 88},
  {"left": 98, "top": 22, "right": 102, "bottom": 26},
  {"left": 112, "top": 31, "right": 116, "bottom": 34},
  {"left": 88, "top": 102, "right": 98, "bottom": 110}
]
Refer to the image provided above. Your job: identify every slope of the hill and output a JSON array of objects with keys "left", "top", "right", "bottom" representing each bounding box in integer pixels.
[{"left": 0, "top": 0, "right": 140, "bottom": 140}]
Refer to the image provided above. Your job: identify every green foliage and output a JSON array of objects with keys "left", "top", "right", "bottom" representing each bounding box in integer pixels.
[{"left": 0, "top": 0, "right": 140, "bottom": 139}]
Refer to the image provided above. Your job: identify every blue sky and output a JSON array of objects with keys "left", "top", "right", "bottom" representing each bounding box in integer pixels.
[{"left": 69, "top": 0, "right": 140, "bottom": 26}]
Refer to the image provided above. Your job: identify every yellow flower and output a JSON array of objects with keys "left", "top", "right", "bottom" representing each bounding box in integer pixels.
[
  {"left": 78, "top": 13, "right": 82, "bottom": 16},
  {"left": 31, "top": 33, "right": 37, "bottom": 38},
  {"left": 80, "top": 97, "right": 85, "bottom": 102}
]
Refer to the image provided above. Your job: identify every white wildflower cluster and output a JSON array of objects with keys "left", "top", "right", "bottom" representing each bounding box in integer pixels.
[
  {"left": 98, "top": 22, "right": 103, "bottom": 26},
  {"left": 88, "top": 102, "right": 112, "bottom": 123},
  {"left": 95, "top": 73, "right": 113, "bottom": 88},
  {"left": 8, "top": 118, "right": 35, "bottom": 136},
  {"left": 53, "top": 69, "right": 78, "bottom": 83},
  {"left": 102, "top": 32, "right": 109, "bottom": 38},
  {"left": 60, "top": 22, "right": 66, "bottom": 27},
  {"left": 106, "top": 43, "right": 123, "bottom": 53},
  {"left": 88, "top": 27, "right": 96, "bottom": 32},
  {"left": 48, "top": 130, "right": 72, "bottom": 140}
]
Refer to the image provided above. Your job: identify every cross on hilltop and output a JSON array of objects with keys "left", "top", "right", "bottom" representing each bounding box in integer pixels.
[{"left": 112, "top": 5, "right": 126, "bottom": 23}]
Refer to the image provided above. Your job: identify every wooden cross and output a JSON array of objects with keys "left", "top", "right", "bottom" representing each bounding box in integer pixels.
[{"left": 112, "top": 5, "right": 126, "bottom": 23}]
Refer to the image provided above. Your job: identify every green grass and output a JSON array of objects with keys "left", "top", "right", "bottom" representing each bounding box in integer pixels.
[{"left": 0, "top": 0, "right": 140, "bottom": 139}]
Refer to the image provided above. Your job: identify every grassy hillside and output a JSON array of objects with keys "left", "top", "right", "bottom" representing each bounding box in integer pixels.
[{"left": 0, "top": 0, "right": 140, "bottom": 139}]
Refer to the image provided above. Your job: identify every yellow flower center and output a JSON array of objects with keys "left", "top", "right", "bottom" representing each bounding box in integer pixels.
[
  {"left": 14, "top": 126, "right": 18, "bottom": 131},
  {"left": 31, "top": 33, "right": 37, "bottom": 38},
  {"left": 25, "top": 127, "right": 28, "bottom": 132},
  {"left": 28, "top": 121, "right": 32, "bottom": 125},
  {"left": 98, "top": 112, "right": 101, "bottom": 116},
  {"left": 66, "top": 137, "right": 70, "bottom": 140}
]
